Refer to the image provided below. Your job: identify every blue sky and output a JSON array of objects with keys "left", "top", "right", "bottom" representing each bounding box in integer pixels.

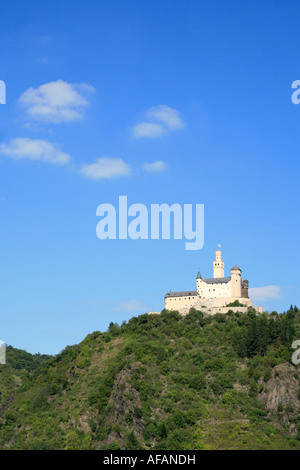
[{"left": 0, "top": 0, "right": 299, "bottom": 354}]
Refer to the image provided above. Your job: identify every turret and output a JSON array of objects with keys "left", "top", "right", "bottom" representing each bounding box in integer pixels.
[
  {"left": 196, "top": 271, "right": 202, "bottom": 294},
  {"left": 213, "top": 250, "right": 224, "bottom": 278},
  {"left": 231, "top": 265, "right": 242, "bottom": 298}
]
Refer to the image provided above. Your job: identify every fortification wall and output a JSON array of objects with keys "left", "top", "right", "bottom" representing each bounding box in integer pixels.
[{"left": 165, "top": 294, "right": 198, "bottom": 311}]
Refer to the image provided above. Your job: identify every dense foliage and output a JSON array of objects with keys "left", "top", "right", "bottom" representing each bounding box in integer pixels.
[
  {"left": 0, "top": 306, "right": 299, "bottom": 450},
  {"left": 0, "top": 346, "right": 51, "bottom": 406}
]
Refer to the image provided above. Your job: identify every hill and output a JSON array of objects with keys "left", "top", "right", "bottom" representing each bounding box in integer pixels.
[
  {"left": 0, "top": 306, "right": 300, "bottom": 450},
  {"left": 0, "top": 346, "right": 52, "bottom": 414}
]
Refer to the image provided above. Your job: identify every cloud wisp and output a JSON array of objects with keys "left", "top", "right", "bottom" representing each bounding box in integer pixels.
[
  {"left": 143, "top": 160, "right": 167, "bottom": 173},
  {"left": 147, "top": 105, "right": 185, "bottom": 130},
  {"left": 0, "top": 137, "right": 71, "bottom": 165},
  {"left": 132, "top": 105, "right": 185, "bottom": 139},
  {"left": 80, "top": 156, "right": 132, "bottom": 180},
  {"left": 133, "top": 122, "right": 167, "bottom": 139},
  {"left": 249, "top": 285, "right": 282, "bottom": 302},
  {"left": 18, "top": 79, "right": 94, "bottom": 124}
]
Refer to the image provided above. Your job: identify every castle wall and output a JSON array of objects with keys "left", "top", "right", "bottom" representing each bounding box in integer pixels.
[
  {"left": 196, "top": 278, "right": 231, "bottom": 299},
  {"left": 212, "top": 305, "right": 263, "bottom": 314},
  {"left": 164, "top": 302, "right": 262, "bottom": 317},
  {"left": 165, "top": 293, "right": 198, "bottom": 311}
]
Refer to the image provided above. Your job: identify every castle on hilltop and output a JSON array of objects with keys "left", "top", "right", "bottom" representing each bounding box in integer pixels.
[{"left": 161, "top": 249, "right": 263, "bottom": 315}]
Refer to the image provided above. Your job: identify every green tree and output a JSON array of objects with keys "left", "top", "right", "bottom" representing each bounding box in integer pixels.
[{"left": 64, "top": 430, "right": 81, "bottom": 450}]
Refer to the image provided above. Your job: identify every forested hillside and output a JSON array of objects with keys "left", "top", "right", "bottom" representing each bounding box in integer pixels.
[
  {"left": 0, "top": 307, "right": 299, "bottom": 450},
  {"left": 0, "top": 346, "right": 51, "bottom": 408}
]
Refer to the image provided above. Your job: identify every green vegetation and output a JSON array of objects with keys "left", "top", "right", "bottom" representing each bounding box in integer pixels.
[
  {"left": 0, "top": 346, "right": 51, "bottom": 406},
  {"left": 226, "top": 300, "right": 245, "bottom": 307},
  {"left": 0, "top": 306, "right": 299, "bottom": 450}
]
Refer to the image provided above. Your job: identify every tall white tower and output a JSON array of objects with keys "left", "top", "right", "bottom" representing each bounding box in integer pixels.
[
  {"left": 213, "top": 249, "right": 224, "bottom": 278},
  {"left": 231, "top": 265, "right": 242, "bottom": 298}
]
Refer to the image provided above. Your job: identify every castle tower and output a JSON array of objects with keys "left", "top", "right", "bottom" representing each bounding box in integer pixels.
[
  {"left": 213, "top": 250, "right": 224, "bottom": 278},
  {"left": 241, "top": 279, "right": 249, "bottom": 298},
  {"left": 231, "top": 265, "right": 242, "bottom": 298},
  {"left": 196, "top": 271, "right": 202, "bottom": 294}
]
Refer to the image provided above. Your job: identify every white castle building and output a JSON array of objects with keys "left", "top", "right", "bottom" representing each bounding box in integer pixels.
[{"left": 163, "top": 249, "right": 263, "bottom": 315}]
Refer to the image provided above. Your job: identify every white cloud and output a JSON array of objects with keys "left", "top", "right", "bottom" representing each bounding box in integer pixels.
[
  {"left": 0, "top": 138, "right": 71, "bottom": 165},
  {"left": 143, "top": 160, "right": 167, "bottom": 172},
  {"left": 114, "top": 300, "right": 146, "bottom": 312},
  {"left": 80, "top": 156, "right": 131, "bottom": 180},
  {"left": 132, "top": 105, "right": 185, "bottom": 139},
  {"left": 18, "top": 79, "right": 94, "bottom": 123},
  {"left": 249, "top": 285, "right": 282, "bottom": 302},
  {"left": 132, "top": 122, "right": 166, "bottom": 139},
  {"left": 147, "top": 105, "right": 185, "bottom": 130}
]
